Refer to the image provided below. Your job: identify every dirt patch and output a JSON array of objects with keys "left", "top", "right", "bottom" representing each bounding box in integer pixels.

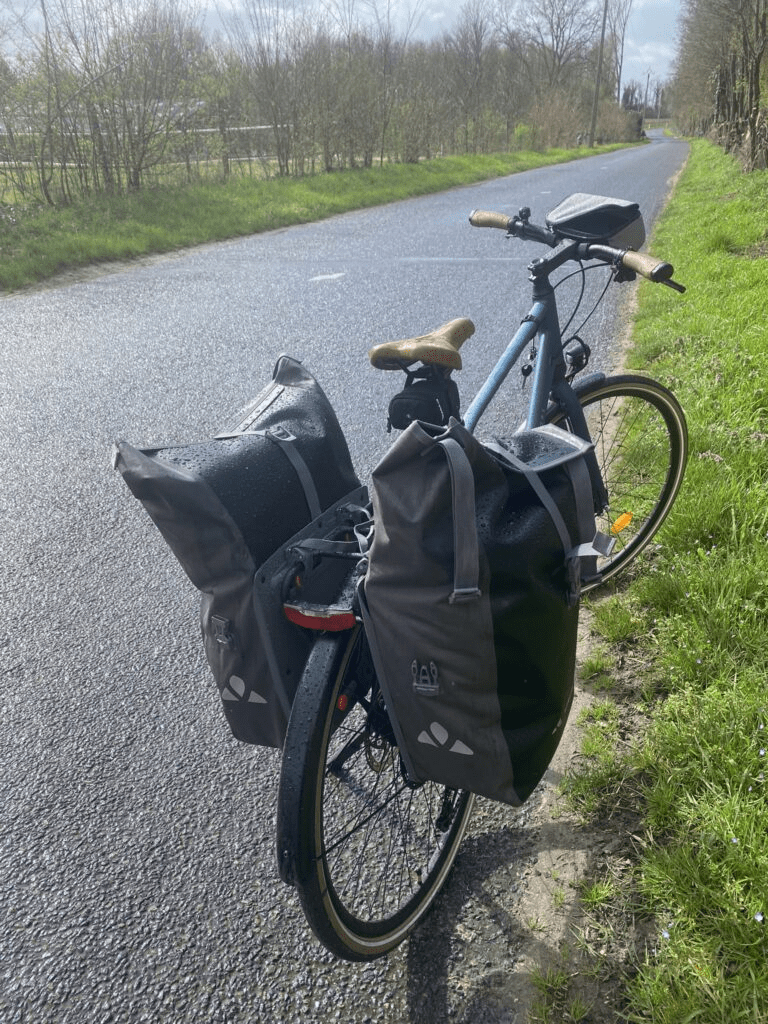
[
  {"left": 491, "top": 605, "right": 650, "bottom": 1023},
  {"left": 740, "top": 239, "right": 768, "bottom": 259}
]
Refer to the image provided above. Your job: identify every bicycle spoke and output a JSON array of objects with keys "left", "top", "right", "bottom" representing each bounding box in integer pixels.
[
  {"left": 319, "top": 702, "right": 462, "bottom": 923},
  {"left": 280, "top": 628, "right": 474, "bottom": 959},
  {"left": 547, "top": 376, "right": 687, "bottom": 589}
]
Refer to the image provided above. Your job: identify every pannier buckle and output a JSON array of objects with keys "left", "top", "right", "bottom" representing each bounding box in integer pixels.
[
  {"left": 212, "top": 615, "right": 234, "bottom": 647},
  {"left": 565, "top": 558, "right": 581, "bottom": 608}
]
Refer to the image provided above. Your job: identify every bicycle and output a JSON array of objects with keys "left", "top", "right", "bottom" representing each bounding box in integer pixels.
[{"left": 275, "top": 193, "right": 688, "bottom": 961}]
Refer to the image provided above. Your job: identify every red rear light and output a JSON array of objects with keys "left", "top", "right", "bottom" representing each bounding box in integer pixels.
[{"left": 283, "top": 604, "right": 356, "bottom": 631}]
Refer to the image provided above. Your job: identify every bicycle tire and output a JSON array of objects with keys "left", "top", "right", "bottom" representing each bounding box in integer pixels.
[
  {"left": 276, "top": 625, "right": 475, "bottom": 961},
  {"left": 544, "top": 374, "right": 687, "bottom": 590}
]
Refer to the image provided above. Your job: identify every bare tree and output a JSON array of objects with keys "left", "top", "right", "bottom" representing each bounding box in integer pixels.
[
  {"left": 0, "top": 0, "right": 641, "bottom": 206},
  {"left": 505, "top": 0, "right": 601, "bottom": 92},
  {"left": 444, "top": 0, "right": 496, "bottom": 152},
  {"left": 223, "top": 0, "right": 306, "bottom": 176},
  {"left": 607, "top": 0, "right": 633, "bottom": 103},
  {"left": 674, "top": 0, "right": 767, "bottom": 167},
  {"left": 24, "top": 0, "right": 204, "bottom": 198}
]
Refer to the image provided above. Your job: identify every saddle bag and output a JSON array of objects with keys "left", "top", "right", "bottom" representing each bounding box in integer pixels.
[
  {"left": 387, "top": 369, "right": 461, "bottom": 430},
  {"left": 114, "top": 355, "right": 362, "bottom": 747},
  {"left": 359, "top": 418, "right": 610, "bottom": 806}
]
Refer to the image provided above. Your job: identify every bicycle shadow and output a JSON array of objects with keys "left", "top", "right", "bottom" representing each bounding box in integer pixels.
[{"left": 403, "top": 794, "right": 602, "bottom": 1024}]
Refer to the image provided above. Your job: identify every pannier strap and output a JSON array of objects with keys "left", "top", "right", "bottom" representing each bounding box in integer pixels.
[
  {"left": 564, "top": 457, "right": 615, "bottom": 560},
  {"left": 436, "top": 438, "right": 482, "bottom": 604},
  {"left": 260, "top": 427, "right": 322, "bottom": 519},
  {"left": 211, "top": 422, "right": 323, "bottom": 520}
]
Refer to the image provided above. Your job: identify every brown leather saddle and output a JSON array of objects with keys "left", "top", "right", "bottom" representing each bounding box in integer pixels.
[{"left": 368, "top": 318, "right": 475, "bottom": 371}]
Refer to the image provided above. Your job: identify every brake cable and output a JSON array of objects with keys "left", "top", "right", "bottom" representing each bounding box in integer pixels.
[{"left": 555, "top": 263, "right": 613, "bottom": 348}]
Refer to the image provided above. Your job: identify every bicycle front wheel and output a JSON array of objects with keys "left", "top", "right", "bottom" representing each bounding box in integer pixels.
[
  {"left": 545, "top": 374, "right": 688, "bottom": 590},
  {"left": 277, "top": 625, "right": 475, "bottom": 961}
]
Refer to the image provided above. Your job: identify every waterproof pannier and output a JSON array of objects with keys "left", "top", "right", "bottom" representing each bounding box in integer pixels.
[
  {"left": 359, "top": 418, "right": 609, "bottom": 807},
  {"left": 114, "top": 355, "right": 363, "bottom": 747}
]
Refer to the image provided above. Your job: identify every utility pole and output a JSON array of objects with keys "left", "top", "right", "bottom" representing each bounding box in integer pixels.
[
  {"left": 643, "top": 68, "right": 652, "bottom": 124},
  {"left": 588, "top": 0, "right": 610, "bottom": 146}
]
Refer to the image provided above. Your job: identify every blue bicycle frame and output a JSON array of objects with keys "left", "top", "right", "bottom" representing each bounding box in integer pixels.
[
  {"left": 463, "top": 254, "right": 609, "bottom": 510},
  {"left": 463, "top": 297, "right": 558, "bottom": 433}
]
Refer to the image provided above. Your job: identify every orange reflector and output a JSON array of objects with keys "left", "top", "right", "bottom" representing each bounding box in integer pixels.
[
  {"left": 283, "top": 604, "right": 356, "bottom": 631},
  {"left": 611, "top": 512, "right": 633, "bottom": 535},
  {"left": 337, "top": 694, "right": 349, "bottom": 712}
]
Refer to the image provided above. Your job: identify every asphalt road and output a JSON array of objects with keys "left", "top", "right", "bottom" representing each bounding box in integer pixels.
[{"left": 0, "top": 131, "right": 688, "bottom": 1024}]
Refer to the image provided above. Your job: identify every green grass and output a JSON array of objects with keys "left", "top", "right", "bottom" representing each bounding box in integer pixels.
[
  {"left": 580, "top": 877, "right": 618, "bottom": 910},
  {"left": 0, "top": 143, "right": 633, "bottom": 291},
  {"left": 578, "top": 646, "right": 614, "bottom": 693},
  {"left": 530, "top": 959, "right": 594, "bottom": 1023},
  {"left": 529, "top": 963, "right": 572, "bottom": 1023},
  {"left": 580, "top": 647, "right": 613, "bottom": 679},
  {"left": 565, "top": 139, "right": 768, "bottom": 1023}
]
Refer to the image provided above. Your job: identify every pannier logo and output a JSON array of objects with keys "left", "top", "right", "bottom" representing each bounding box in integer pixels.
[
  {"left": 412, "top": 659, "right": 439, "bottom": 696},
  {"left": 417, "top": 721, "right": 474, "bottom": 756},
  {"left": 222, "top": 674, "right": 267, "bottom": 704}
]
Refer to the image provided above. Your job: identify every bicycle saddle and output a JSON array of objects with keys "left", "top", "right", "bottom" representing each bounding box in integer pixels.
[{"left": 368, "top": 318, "right": 475, "bottom": 371}]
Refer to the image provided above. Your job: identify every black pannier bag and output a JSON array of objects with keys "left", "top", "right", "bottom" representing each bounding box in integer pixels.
[
  {"left": 114, "top": 355, "right": 363, "bottom": 747},
  {"left": 359, "top": 418, "right": 610, "bottom": 807}
]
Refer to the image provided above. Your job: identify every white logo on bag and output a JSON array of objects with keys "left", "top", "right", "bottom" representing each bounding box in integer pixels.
[
  {"left": 417, "top": 721, "right": 473, "bottom": 756},
  {"left": 222, "top": 674, "right": 267, "bottom": 704}
]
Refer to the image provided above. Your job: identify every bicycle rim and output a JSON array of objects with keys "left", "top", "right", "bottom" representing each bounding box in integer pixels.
[
  {"left": 279, "top": 626, "right": 474, "bottom": 961},
  {"left": 546, "top": 374, "right": 688, "bottom": 589}
]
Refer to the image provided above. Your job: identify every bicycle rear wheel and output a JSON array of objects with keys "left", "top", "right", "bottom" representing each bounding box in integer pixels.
[
  {"left": 545, "top": 374, "right": 687, "bottom": 590},
  {"left": 277, "top": 625, "right": 474, "bottom": 961}
]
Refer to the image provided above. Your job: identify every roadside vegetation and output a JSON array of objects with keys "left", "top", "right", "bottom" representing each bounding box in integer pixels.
[
  {"left": 0, "top": 0, "right": 645, "bottom": 211},
  {"left": 0, "top": 143, "right": 631, "bottom": 292},
  {"left": 673, "top": 0, "right": 768, "bottom": 171},
  {"left": 562, "top": 137, "right": 768, "bottom": 1022},
  {"left": 0, "top": 0, "right": 652, "bottom": 293}
]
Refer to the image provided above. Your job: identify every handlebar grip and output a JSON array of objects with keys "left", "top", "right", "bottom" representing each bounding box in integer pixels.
[
  {"left": 469, "top": 209, "right": 513, "bottom": 231},
  {"left": 621, "top": 250, "right": 675, "bottom": 282}
]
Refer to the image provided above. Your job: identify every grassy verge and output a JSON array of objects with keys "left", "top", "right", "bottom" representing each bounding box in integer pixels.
[
  {"left": 0, "top": 144, "right": 632, "bottom": 292},
  {"left": 565, "top": 139, "right": 768, "bottom": 1022}
]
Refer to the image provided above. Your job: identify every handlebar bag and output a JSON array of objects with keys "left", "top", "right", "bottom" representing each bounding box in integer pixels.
[
  {"left": 114, "top": 355, "right": 361, "bottom": 748},
  {"left": 359, "top": 418, "right": 607, "bottom": 806}
]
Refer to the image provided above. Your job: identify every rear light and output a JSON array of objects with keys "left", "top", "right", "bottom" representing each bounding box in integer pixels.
[{"left": 283, "top": 604, "right": 356, "bottom": 631}]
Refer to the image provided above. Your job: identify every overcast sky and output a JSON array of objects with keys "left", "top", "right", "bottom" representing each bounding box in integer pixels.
[
  {"left": 620, "top": 0, "right": 680, "bottom": 85},
  {"left": 8, "top": 0, "right": 682, "bottom": 89},
  {"left": 406, "top": 0, "right": 681, "bottom": 87}
]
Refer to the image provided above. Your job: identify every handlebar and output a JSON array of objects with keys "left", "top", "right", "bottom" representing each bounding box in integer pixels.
[
  {"left": 468, "top": 209, "right": 514, "bottom": 231},
  {"left": 469, "top": 208, "right": 558, "bottom": 247},
  {"left": 588, "top": 245, "right": 675, "bottom": 284},
  {"left": 469, "top": 207, "right": 685, "bottom": 292}
]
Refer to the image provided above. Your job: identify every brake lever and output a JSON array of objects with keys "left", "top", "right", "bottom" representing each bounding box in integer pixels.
[{"left": 612, "top": 264, "right": 637, "bottom": 284}]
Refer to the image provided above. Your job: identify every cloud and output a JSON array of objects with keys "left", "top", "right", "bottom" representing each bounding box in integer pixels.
[{"left": 623, "top": 0, "right": 680, "bottom": 82}]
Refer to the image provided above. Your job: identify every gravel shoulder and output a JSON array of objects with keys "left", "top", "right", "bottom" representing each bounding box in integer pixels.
[{"left": 468, "top": 609, "right": 645, "bottom": 1024}]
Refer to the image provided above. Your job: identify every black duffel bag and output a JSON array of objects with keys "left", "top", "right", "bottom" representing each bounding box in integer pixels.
[{"left": 114, "top": 355, "right": 362, "bottom": 747}]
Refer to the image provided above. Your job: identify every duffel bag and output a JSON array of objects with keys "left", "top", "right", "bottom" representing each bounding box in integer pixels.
[
  {"left": 114, "top": 354, "right": 362, "bottom": 747},
  {"left": 358, "top": 417, "right": 611, "bottom": 806}
]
